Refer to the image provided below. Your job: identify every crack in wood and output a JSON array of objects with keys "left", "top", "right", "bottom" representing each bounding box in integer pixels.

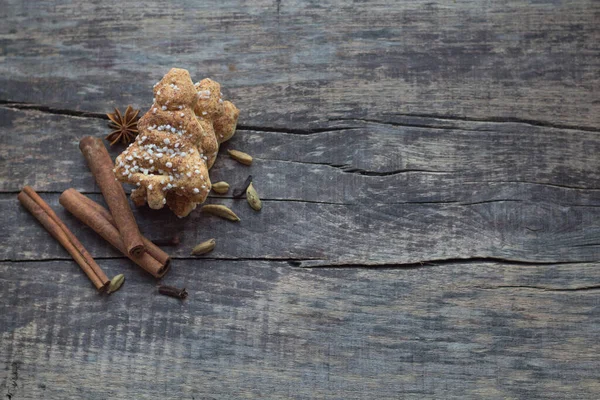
[
  {"left": 237, "top": 124, "right": 358, "bottom": 135},
  {"left": 0, "top": 191, "right": 535, "bottom": 208},
  {"left": 0, "top": 101, "right": 107, "bottom": 119},
  {"left": 181, "top": 257, "right": 325, "bottom": 263},
  {"left": 328, "top": 117, "right": 488, "bottom": 132},
  {"left": 0, "top": 101, "right": 357, "bottom": 135},
  {"left": 3, "top": 100, "right": 597, "bottom": 136},
  {"left": 256, "top": 158, "right": 453, "bottom": 176},
  {"left": 5, "top": 361, "right": 19, "bottom": 400},
  {"left": 333, "top": 166, "right": 451, "bottom": 177},
  {"left": 0, "top": 101, "right": 353, "bottom": 134},
  {"left": 474, "top": 284, "right": 600, "bottom": 292},
  {"left": 331, "top": 114, "right": 600, "bottom": 133},
  {"left": 463, "top": 180, "right": 600, "bottom": 192},
  {"left": 0, "top": 256, "right": 324, "bottom": 263},
  {"left": 254, "top": 198, "right": 354, "bottom": 206},
  {"left": 293, "top": 257, "right": 586, "bottom": 269},
  {"left": 0, "top": 191, "right": 592, "bottom": 210},
  {"left": 3, "top": 256, "right": 590, "bottom": 268},
  {"left": 386, "top": 199, "right": 525, "bottom": 206},
  {"left": 0, "top": 190, "right": 355, "bottom": 205},
  {"left": 294, "top": 256, "right": 588, "bottom": 269},
  {"left": 459, "top": 199, "right": 524, "bottom": 206}
]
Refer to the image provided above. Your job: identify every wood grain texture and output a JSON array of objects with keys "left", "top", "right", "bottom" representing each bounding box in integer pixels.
[
  {"left": 0, "top": 0, "right": 599, "bottom": 129},
  {"left": 2, "top": 107, "right": 600, "bottom": 266},
  {"left": 3, "top": 107, "right": 600, "bottom": 197},
  {"left": 5, "top": 191, "right": 600, "bottom": 266},
  {"left": 2, "top": 259, "right": 600, "bottom": 399},
  {"left": 1, "top": 0, "right": 600, "bottom": 399}
]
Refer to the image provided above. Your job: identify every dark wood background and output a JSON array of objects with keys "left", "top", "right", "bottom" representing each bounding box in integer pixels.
[{"left": 1, "top": 1, "right": 599, "bottom": 398}]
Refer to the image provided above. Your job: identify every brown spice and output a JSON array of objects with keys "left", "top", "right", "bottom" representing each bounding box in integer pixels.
[
  {"left": 232, "top": 175, "right": 253, "bottom": 198},
  {"left": 106, "top": 106, "right": 140, "bottom": 146},
  {"left": 80, "top": 136, "right": 145, "bottom": 257},
  {"left": 71, "top": 190, "right": 171, "bottom": 270},
  {"left": 60, "top": 189, "right": 170, "bottom": 278},
  {"left": 18, "top": 186, "right": 109, "bottom": 291},
  {"left": 158, "top": 285, "right": 188, "bottom": 299}
]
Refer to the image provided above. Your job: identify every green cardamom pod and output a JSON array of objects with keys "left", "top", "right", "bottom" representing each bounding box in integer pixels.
[
  {"left": 201, "top": 204, "right": 240, "bottom": 221},
  {"left": 191, "top": 239, "right": 216, "bottom": 255},
  {"left": 246, "top": 183, "right": 262, "bottom": 211},
  {"left": 107, "top": 274, "right": 125, "bottom": 294},
  {"left": 211, "top": 181, "right": 230, "bottom": 194},
  {"left": 227, "top": 149, "right": 253, "bottom": 166}
]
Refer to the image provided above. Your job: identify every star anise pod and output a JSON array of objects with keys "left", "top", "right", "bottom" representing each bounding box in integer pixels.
[{"left": 106, "top": 105, "right": 140, "bottom": 145}]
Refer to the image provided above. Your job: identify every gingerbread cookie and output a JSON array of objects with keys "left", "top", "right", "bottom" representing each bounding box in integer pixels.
[{"left": 114, "top": 68, "right": 239, "bottom": 217}]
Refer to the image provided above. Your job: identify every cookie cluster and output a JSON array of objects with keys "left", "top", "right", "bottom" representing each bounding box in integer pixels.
[{"left": 114, "top": 68, "right": 239, "bottom": 217}]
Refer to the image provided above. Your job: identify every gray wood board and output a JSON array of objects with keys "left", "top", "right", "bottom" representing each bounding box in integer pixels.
[
  {"left": 2, "top": 107, "right": 600, "bottom": 266},
  {"left": 0, "top": 0, "right": 599, "bottom": 129},
  {"left": 2, "top": 0, "right": 600, "bottom": 398},
  {"left": 3, "top": 107, "right": 600, "bottom": 198},
  {"left": 2, "top": 259, "right": 600, "bottom": 399},
  {"left": 5, "top": 191, "right": 600, "bottom": 266}
]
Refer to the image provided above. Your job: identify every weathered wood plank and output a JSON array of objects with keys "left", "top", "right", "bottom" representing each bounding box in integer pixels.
[
  {"left": 1, "top": 259, "right": 599, "bottom": 399},
  {"left": 4, "top": 192, "right": 600, "bottom": 265},
  {"left": 2, "top": 107, "right": 600, "bottom": 208},
  {"left": 0, "top": 0, "right": 598, "bottom": 129},
  {"left": 2, "top": 1, "right": 600, "bottom": 398},
  {"left": 2, "top": 107, "right": 600, "bottom": 266}
]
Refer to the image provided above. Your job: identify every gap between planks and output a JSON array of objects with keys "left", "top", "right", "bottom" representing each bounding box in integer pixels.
[
  {"left": 0, "top": 191, "right": 572, "bottom": 208},
  {"left": 1, "top": 255, "right": 589, "bottom": 268},
  {"left": 2, "top": 258, "right": 599, "bottom": 293},
  {"left": 2, "top": 100, "right": 599, "bottom": 134},
  {"left": 473, "top": 284, "right": 600, "bottom": 292},
  {"left": 0, "top": 191, "right": 593, "bottom": 208}
]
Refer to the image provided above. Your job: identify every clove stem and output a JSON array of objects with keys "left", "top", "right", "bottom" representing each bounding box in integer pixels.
[
  {"left": 232, "top": 175, "right": 253, "bottom": 198},
  {"left": 158, "top": 285, "right": 188, "bottom": 299}
]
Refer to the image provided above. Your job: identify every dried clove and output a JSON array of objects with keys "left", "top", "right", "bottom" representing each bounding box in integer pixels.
[
  {"left": 232, "top": 175, "right": 253, "bottom": 198},
  {"left": 158, "top": 285, "right": 188, "bottom": 299}
]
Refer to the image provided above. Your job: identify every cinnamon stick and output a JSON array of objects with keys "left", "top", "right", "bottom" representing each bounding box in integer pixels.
[
  {"left": 59, "top": 189, "right": 170, "bottom": 278},
  {"left": 79, "top": 136, "right": 145, "bottom": 257},
  {"left": 17, "top": 186, "right": 109, "bottom": 291},
  {"left": 73, "top": 190, "right": 170, "bottom": 268}
]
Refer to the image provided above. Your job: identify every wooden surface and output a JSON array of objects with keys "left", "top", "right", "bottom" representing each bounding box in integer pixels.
[{"left": 1, "top": 1, "right": 599, "bottom": 399}]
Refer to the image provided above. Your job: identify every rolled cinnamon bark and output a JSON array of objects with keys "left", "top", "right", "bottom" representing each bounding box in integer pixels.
[
  {"left": 79, "top": 136, "right": 145, "bottom": 257},
  {"left": 74, "top": 190, "right": 170, "bottom": 268},
  {"left": 59, "top": 189, "right": 170, "bottom": 278},
  {"left": 18, "top": 186, "right": 109, "bottom": 291}
]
